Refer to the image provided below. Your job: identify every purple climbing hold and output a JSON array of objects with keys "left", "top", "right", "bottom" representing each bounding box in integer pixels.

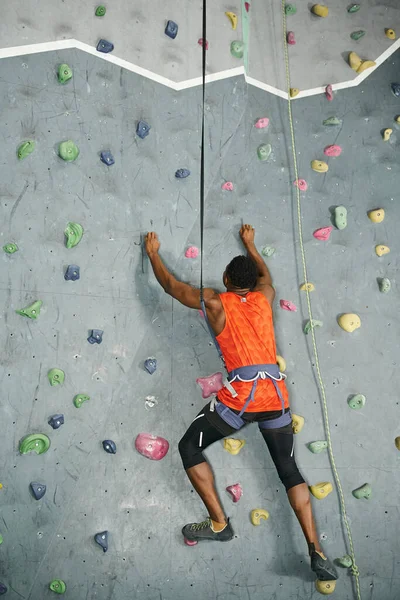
[
  {"left": 30, "top": 482, "right": 46, "bottom": 500},
  {"left": 175, "top": 168, "right": 191, "bottom": 179},
  {"left": 102, "top": 440, "right": 117, "bottom": 454},
  {"left": 64, "top": 264, "right": 80, "bottom": 281},
  {"left": 165, "top": 20, "right": 178, "bottom": 39},
  {"left": 95, "top": 531, "right": 109, "bottom": 552},
  {"left": 136, "top": 120, "right": 151, "bottom": 139},
  {"left": 97, "top": 39, "right": 114, "bottom": 53},
  {"left": 0, "top": 583, "right": 7, "bottom": 595},
  {"left": 144, "top": 358, "right": 157, "bottom": 374},
  {"left": 48, "top": 414, "right": 64, "bottom": 430},
  {"left": 100, "top": 150, "right": 115, "bottom": 166},
  {"left": 391, "top": 83, "right": 400, "bottom": 97},
  {"left": 87, "top": 329, "right": 103, "bottom": 344}
]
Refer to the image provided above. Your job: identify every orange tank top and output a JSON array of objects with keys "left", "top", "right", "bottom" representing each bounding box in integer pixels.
[{"left": 216, "top": 291, "right": 289, "bottom": 412}]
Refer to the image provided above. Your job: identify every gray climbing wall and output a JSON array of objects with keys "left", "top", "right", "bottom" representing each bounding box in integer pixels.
[{"left": 0, "top": 46, "right": 399, "bottom": 600}]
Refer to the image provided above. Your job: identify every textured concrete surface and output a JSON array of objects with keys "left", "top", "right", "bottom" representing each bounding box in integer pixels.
[{"left": 0, "top": 47, "right": 399, "bottom": 600}]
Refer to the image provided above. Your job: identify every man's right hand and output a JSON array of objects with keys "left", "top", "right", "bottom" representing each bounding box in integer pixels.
[{"left": 240, "top": 224, "right": 255, "bottom": 247}]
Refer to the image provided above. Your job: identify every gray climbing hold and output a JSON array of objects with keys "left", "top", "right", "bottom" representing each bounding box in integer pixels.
[
  {"left": 102, "top": 440, "right": 117, "bottom": 454},
  {"left": 95, "top": 530, "right": 109, "bottom": 552},
  {"left": 334, "top": 206, "right": 347, "bottom": 230},
  {"left": 391, "top": 83, "right": 400, "bottom": 97},
  {"left": 136, "top": 121, "right": 151, "bottom": 139},
  {"left": 352, "top": 483, "right": 371, "bottom": 499},
  {"left": 48, "top": 414, "right": 64, "bottom": 430},
  {"left": 261, "top": 245, "right": 275, "bottom": 257},
  {"left": 87, "top": 329, "right": 103, "bottom": 344},
  {"left": 100, "top": 151, "right": 114, "bottom": 166},
  {"left": 165, "top": 20, "right": 178, "bottom": 39},
  {"left": 336, "top": 554, "right": 353, "bottom": 568},
  {"left": 257, "top": 144, "right": 272, "bottom": 161},
  {"left": 303, "top": 319, "right": 323, "bottom": 334},
  {"left": 30, "top": 482, "right": 46, "bottom": 500},
  {"left": 144, "top": 358, "right": 157, "bottom": 374},
  {"left": 175, "top": 168, "right": 190, "bottom": 179},
  {"left": 323, "top": 117, "right": 342, "bottom": 126},
  {"left": 64, "top": 265, "right": 80, "bottom": 281},
  {"left": 378, "top": 277, "right": 391, "bottom": 293},
  {"left": 97, "top": 39, "right": 114, "bottom": 53},
  {"left": 307, "top": 441, "right": 328, "bottom": 454},
  {"left": 347, "top": 394, "right": 365, "bottom": 410}
]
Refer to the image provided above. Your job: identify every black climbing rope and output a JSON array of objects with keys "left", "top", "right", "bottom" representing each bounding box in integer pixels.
[{"left": 199, "top": 0, "right": 207, "bottom": 301}]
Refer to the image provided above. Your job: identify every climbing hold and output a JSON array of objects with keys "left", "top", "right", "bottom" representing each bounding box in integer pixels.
[
  {"left": 385, "top": 28, "right": 396, "bottom": 40},
  {"left": 324, "top": 144, "right": 342, "bottom": 157},
  {"left": 250, "top": 509, "right": 269, "bottom": 525},
  {"left": 245, "top": 2, "right": 250, "bottom": 10},
  {"left": 19, "top": 433, "right": 50, "bottom": 455},
  {"left": 102, "top": 440, "right": 117, "bottom": 454},
  {"left": 287, "top": 31, "right": 296, "bottom": 45},
  {"left": 383, "top": 128, "right": 393, "bottom": 141},
  {"left": 0, "top": 583, "right": 7, "bottom": 595},
  {"left": 276, "top": 355, "right": 286, "bottom": 372},
  {"left": 289, "top": 88, "right": 299, "bottom": 98},
  {"left": 323, "top": 116, "right": 342, "bottom": 126},
  {"left": 0, "top": 535, "right": 2, "bottom": 544},
  {"left": 64, "top": 265, "right": 80, "bottom": 281},
  {"left": 350, "top": 30, "right": 365, "bottom": 41},
  {"left": 395, "top": 437, "right": 400, "bottom": 450},
  {"left": 348, "top": 52, "right": 376, "bottom": 74},
  {"left": 347, "top": 394, "right": 366, "bottom": 410},
  {"left": 348, "top": 4, "right": 360, "bottom": 13},
  {"left": 198, "top": 38, "right": 209, "bottom": 50},
  {"left": 300, "top": 282, "right": 315, "bottom": 292},
  {"left": 135, "top": 433, "right": 169, "bottom": 460},
  {"left": 73, "top": 394, "right": 90, "bottom": 408},
  {"left": 165, "top": 20, "right": 178, "bottom": 39},
  {"left": 145, "top": 395, "right": 158, "bottom": 410},
  {"left": 333, "top": 205, "right": 347, "bottom": 230},
  {"left": 303, "top": 319, "right": 323, "bottom": 334},
  {"left": 226, "top": 483, "right": 243, "bottom": 503},
  {"left": 30, "top": 482, "right": 46, "bottom": 501},
  {"left": 315, "top": 580, "right": 336, "bottom": 595},
  {"left": 175, "top": 168, "right": 191, "bottom": 179},
  {"left": 95, "top": 5, "right": 106, "bottom": 17},
  {"left": 294, "top": 179, "right": 308, "bottom": 191},
  {"left": 48, "top": 414, "right": 64, "bottom": 430},
  {"left": 96, "top": 39, "right": 114, "bottom": 53},
  {"left": 310, "top": 482, "right": 333, "bottom": 499},
  {"left": 100, "top": 150, "right": 115, "bottom": 166},
  {"left": 16, "top": 300, "right": 42, "bottom": 319},
  {"left": 280, "top": 299, "right": 297, "bottom": 312},
  {"left": 375, "top": 245, "right": 390, "bottom": 257},
  {"left": 57, "top": 64, "right": 72, "bottom": 84},
  {"left": 378, "top": 277, "right": 391, "bottom": 293},
  {"left": 255, "top": 117, "right": 269, "bottom": 129},
  {"left": 336, "top": 555, "right": 353, "bottom": 568},
  {"left": 391, "top": 83, "right": 400, "bottom": 97},
  {"left": 65, "top": 222, "right": 83, "bottom": 248},
  {"left": 325, "top": 84, "right": 333, "bottom": 101},
  {"left": 261, "top": 245, "right": 275, "bottom": 257},
  {"left": 352, "top": 483, "right": 372, "bottom": 500},
  {"left": 312, "top": 5, "right": 329, "bottom": 17},
  {"left": 95, "top": 531, "right": 108, "bottom": 552},
  {"left": 395, "top": 115, "right": 400, "bottom": 123},
  {"left": 224, "top": 438, "right": 245, "bottom": 455},
  {"left": 337, "top": 313, "right": 361, "bottom": 332},
  {"left": 225, "top": 12, "right": 238, "bottom": 30},
  {"left": 221, "top": 181, "right": 234, "bottom": 191},
  {"left": 291, "top": 414, "right": 305, "bottom": 434},
  {"left": 196, "top": 372, "right": 224, "bottom": 398},
  {"left": 368, "top": 208, "right": 385, "bottom": 223},
  {"left": 49, "top": 580, "right": 66, "bottom": 594},
  {"left": 48, "top": 368, "right": 65, "bottom": 386},
  {"left": 17, "top": 140, "right": 35, "bottom": 160},
  {"left": 307, "top": 441, "right": 328, "bottom": 454},
  {"left": 257, "top": 144, "right": 272, "bottom": 161},
  {"left": 230, "top": 41, "right": 244, "bottom": 59},
  {"left": 185, "top": 246, "right": 199, "bottom": 259},
  {"left": 59, "top": 140, "right": 79, "bottom": 162},
  {"left": 184, "top": 537, "right": 198, "bottom": 546},
  {"left": 3, "top": 243, "right": 18, "bottom": 254},
  {"left": 144, "top": 358, "right": 157, "bottom": 375},
  {"left": 311, "top": 160, "right": 328, "bottom": 173},
  {"left": 285, "top": 4, "right": 297, "bottom": 15},
  {"left": 136, "top": 120, "right": 151, "bottom": 139},
  {"left": 313, "top": 226, "right": 333, "bottom": 241},
  {"left": 87, "top": 329, "right": 103, "bottom": 344}
]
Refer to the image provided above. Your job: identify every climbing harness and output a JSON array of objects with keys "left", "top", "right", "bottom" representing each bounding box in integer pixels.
[{"left": 281, "top": 1, "right": 361, "bottom": 598}]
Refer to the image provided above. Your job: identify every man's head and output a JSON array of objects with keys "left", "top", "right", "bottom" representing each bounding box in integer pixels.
[{"left": 223, "top": 255, "right": 258, "bottom": 291}]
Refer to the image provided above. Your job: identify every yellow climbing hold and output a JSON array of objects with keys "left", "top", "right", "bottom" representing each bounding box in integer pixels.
[
  {"left": 276, "top": 355, "right": 286, "bottom": 372},
  {"left": 291, "top": 414, "right": 304, "bottom": 434},
  {"left": 289, "top": 88, "right": 299, "bottom": 98},
  {"left": 311, "top": 160, "right": 329, "bottom": 173},
  {"left": 348, "top": 52, "right": 376, "bottom": 74},
  {"left": 223, "top": 438, "right": 245, "bottom": 455},
  {"left": 368, "top": 208, "right": 385, "bottom": 222},
  {"left": 315, "top": 580, "right": 336, "bottom": 595},
  {"left": 385, "top": 28, "right": 396, "bottom": 40},
  {"left": 375, "top": 245, "right": 390, "bottom": 257},
  {"left": 396, "top": 115, "right": 400, "bottom": 124},
  {"left": 383, "top": 128, "right": 393, "bottom": 141},
  {"left": 395, "top": 437, "right": 400, "bottom": 450},
  {"left": 357, "top": 60, "right": 376, "bottom": 74},
  {"left": 225, "top": 11, "right": 238, "bottom": 30},
  {"left": 300, "top": 282, "right": 315, "bottom": 292},
  {"left": 310, "top": 481, "right": 333, "bottom": 500},
  {"left": 338, "top": 313, "right": 361, "bottom": 333},
  {"left": 0, "top": 483, "right": 3, "bottom": 490},
  {"left": 250, "top": 508, "right": 270, "bottom": 525},
  {"left": 311, "top": 4, "right": 329, "bottom": 17}
]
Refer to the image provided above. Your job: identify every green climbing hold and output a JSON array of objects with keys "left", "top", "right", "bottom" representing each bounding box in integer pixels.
[
  {"left": 49, "top": 580, "right": 66, "bottom": 594},
  {"left": 48, "top": 368, "right": 65, "bottom": 386},
  {"left": 307, "top": 441, "right": 328, "bottom": 454},
  {"left": 285, "top": 4, "right": 297, "bottom": 15},
  {"left": 95, "top": 5, "right": 106, "bottom": 16},
  {"left": 17, "top": 140, "right": 35, "bottom": 160},
  {"left": 74, "top": 394, "right": 90, "bottom": 408},
  {"left": 378, "top": 277, "right": 391, "bottom": 293},
  {"left": 352, "top": 483, "right": 371, "bottom": 500},
  {"left": 3, "top": 243, "right": 18, "bottom": 254},
  {"left": 19, "top": 433, "right": 51, "bottom": 455},
  {"left": 57, "top": 64, "right": 73, "bottom": 84},
  {"left": 303, "top": 319, "right": 323, "bottom": 334},
  {"left": 261, "top": 245, "right": 275, "bottom": 257},
  {"left": 59, "top": 140, "right": 80, "bottom": 162},
  {"left": 16, "top": 300, "right": 42, "bottom": 320},
  {"left": 257, "top": 144, "right": 272, "bottom": 161},
  {"left": 336, "top": 554, "right": 353, "bottom": 568},
  {"left": 348, "top": 4, "right": 360, "bottom": 13},
  {"left": 230, "top": 41, "right": 244, "bottom": 59},
  {"left": 334, "top": 205, "right": 347, "bottom": 230},
  {"left": 65, "top": 222, "right": 83, "bottom": 248},
  {"left": 323, "top": 117, "right": 342, "bottom": 126},
  {"left": 350, "top": 30, "right": 366, "bottom": 41},
  {"left": 0, "top": 534, "right": 3, "bottom": 544},
  {"left": 347, "top": 394, "right": 365, "bottom": 410}
]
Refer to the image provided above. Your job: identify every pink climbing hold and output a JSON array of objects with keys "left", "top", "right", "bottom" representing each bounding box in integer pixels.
[
  {"left": 287, "top": 31, "right": 296, "bottom": 45},
  {"left": 313, "top": 226, "right": 333, "bottom": 241},
  {"left": 184, "top": 537, "right": 198, "bottom": 546},
  {"left": 222, "top": 181, "right": 234, "bottom": 191},
  {"left": 245, "top": 2, "right": 250, "bottom": 12},
  {"left": 325, "top": 84, "right": 333, "bottom": 102},
  {"left": 135, "top": 433, "right": 169, "bottom": 461},
  {"left": 185, "top": 246, "right": 199, "bottom": 259},
  {"left": 254, "top": 117, "right": 269, "bottom": 129},
  {"left": 280, "top": 299, "right": 298, "bottom": 312},
  {"left": 324, "top": 144, "right": 342, "bottom": 157},
  {"left": 196, "top": 372, "right": 224, "bottom": 398},
  {"left": 226, "top": 483, "right": 243, "bottom": 503},
  {"left": 198, "top": 309, "right": 204, "bottom": 318},
  {"left": 198, "top": 38, "right": 209, "bottom": 50},
  {"left": 293, "top": 179, "right": 308, "bottom": 191}
]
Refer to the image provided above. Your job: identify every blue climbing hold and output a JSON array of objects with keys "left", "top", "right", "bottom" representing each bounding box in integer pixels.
[
  {"left": 48, "top": 414, "right": 64, "bottom": 430},
  {"left": 95, "top": 530, "right": 109, "bottom": 552},
  {"left": 100, "top": 150, "right": 115, "bottom": 166},
  {"left": 0, "top": 583, "right": 7, "bottom": 595},
  {"left": 136, "top": 120, "right": 151, "bottom": 139},
  {"left": 102, "top": 440, "right": 117, "bottom": 454},
  {"left": 30, "top": 482, "right": 46, "bottom": 500},
  {"left": 64, "top": 265, "right": 80, "bottom": 281},
  {"left": 175, "top": 168, "right": 191, "bottom": 179},
  {"left": 87, "top": 329, "right": 103, "bottom": 344},
  {"left": 144, "top": 358, "right": 157, "bottom": 374},
  {"left": 165, "top": 20, "right": 178, "bottom": 39},
  {"left": 97, "top": 39, "right": 114, "bottom": 53},
  {"left": 391, "top": 83, "right": 400, "bottom": 97}
]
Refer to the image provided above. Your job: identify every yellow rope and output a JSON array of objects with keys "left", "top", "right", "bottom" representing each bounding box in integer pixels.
[{"left": 280, "top": 4, "right": 361, "bottom": 599}]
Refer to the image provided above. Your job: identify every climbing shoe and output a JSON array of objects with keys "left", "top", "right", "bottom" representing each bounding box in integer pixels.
[
  {"left": 309, "top": 544, "right": 339, "bottom": 581},
  {"left": 182, "top": 517, "right": 234, "bottom": 542}
]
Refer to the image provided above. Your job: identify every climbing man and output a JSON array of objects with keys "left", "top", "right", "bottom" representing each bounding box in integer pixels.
[{"left": 145, "top": 225, "right": 338, "bottom": 582}]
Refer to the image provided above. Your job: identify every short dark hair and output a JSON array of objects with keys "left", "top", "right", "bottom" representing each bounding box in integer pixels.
[{"left": 226, "top": 255, "right": 258, "bottom": 290}]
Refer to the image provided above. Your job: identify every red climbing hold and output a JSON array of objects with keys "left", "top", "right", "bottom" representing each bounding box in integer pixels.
[
  {"left": 222, "top": 181, "right": 234, "bottom": 191},
  {"left": 313, "top": 226, "right": 333, "bottom": 241},
  {"left": 280, "top": 299, "right": 298, "bottom": 312},
  {"left": 293, "top": 179, "right": 308, "bottom": 191},
  {"left": 245, "top": 2, "right": 250, "bottom": 12},
  {"left": 325, "top": 84, "right": 333, "bottom": 102},
  {"left": 254, "top": 117, "right": 269, "bottom": 129},
  {"left": 196, "top": 372, "right": 224, "bottom": 398},
  {"left": 135, "top": 433, "right": 169, "bottom": 461},
  {"left": 287, "top": 31, "right": 296, "bottom": 45},
  {"left": 198, "top": 38, "right": 209, "bottom": 50},
  {"left": 184, "top": 537, "right": 198, "bottom": 546},
  {"left": 324, "top": 144, "right": 342, "bottom": 157},
  {"left": 226, "top": 483, "right": 243, "bottom": 503}
]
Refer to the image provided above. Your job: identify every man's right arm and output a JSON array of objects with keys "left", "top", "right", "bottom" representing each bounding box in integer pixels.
[{"left": 240, "top": 224, "right": 275, "bottom": 305}]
